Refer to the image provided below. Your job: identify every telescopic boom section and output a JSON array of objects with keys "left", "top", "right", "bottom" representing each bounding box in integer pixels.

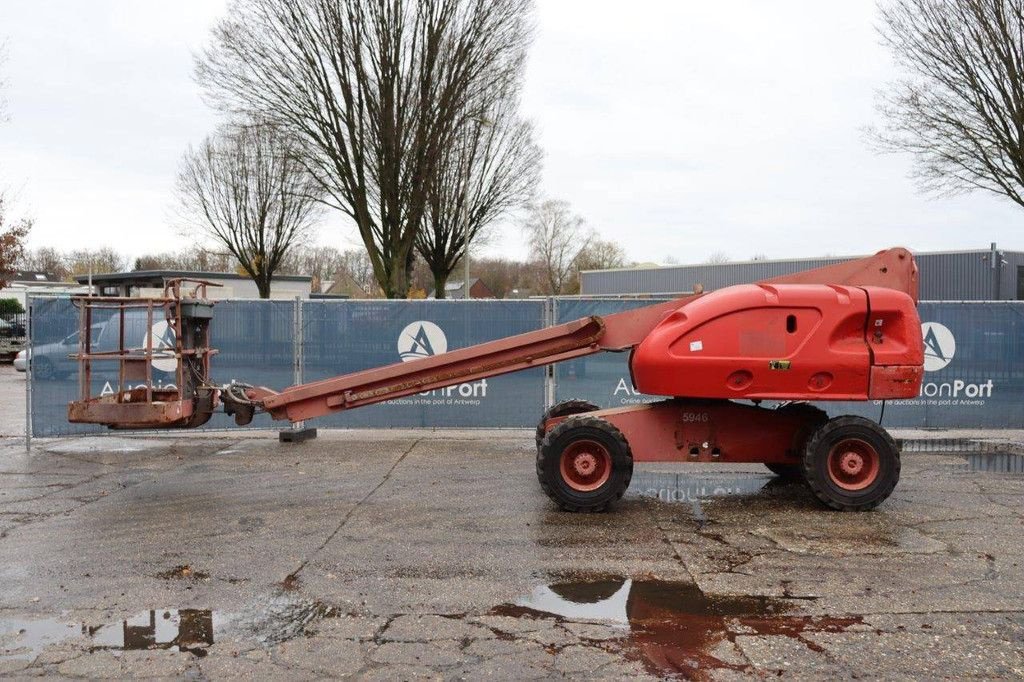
[
  {"left": 253, "top": 316, "right": 608, "bottom": 423},
  {"left": 240, "top": 247, "right": 919, "bottom": 425}
]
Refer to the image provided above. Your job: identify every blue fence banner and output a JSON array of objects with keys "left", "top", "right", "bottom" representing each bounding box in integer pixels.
[
  {"left": 300, "top": 299, "right": 546, "bottom": 428},
  {"left": 28, "top": 297, "right": 546, "bottom": 437},
  {"left": 836, "top": 302, "right": 1024, "bottom": 428},
  {"left": 27, "top": 296, "right": 1024, "bottom": 437}
]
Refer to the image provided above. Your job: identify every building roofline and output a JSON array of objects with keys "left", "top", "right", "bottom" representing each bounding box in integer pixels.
[
  {"left": 73, "top": 270, "right": 313, "bottom": 284},
  {"left": 580, "top": 246, "right": 1024, "bottom": 275}
]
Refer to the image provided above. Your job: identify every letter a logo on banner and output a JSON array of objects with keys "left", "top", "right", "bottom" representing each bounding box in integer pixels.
[
  {"left": 398, "top": 321, "right": 448, "bottom": 362},
  {"left": 921, "top": 322, "right": 956, "bottom": 372}
]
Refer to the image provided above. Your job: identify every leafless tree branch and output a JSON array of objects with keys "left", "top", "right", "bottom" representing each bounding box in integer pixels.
[
  {"left": 195, "top": 0, "right": 534, "bottom": 298},
  {"left": 873, "top": 0, "right": 1024, "bottom": 207},
  {"left": 416, "top": 36, "right": 540, "bottom": 298},
  {"left": 522, "top": 199, "right": 593, "bottom": 295},
  {"left": 175, "top": 120, "right": 324, "bottom": 298}
]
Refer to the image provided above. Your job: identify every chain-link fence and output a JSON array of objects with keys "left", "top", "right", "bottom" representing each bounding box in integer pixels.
[
  {"left": 0, "top": 310, "right": 27, "bottom": 361},
  {"left": 26, "top": 297, "right": 1024, "bottom": 438}
]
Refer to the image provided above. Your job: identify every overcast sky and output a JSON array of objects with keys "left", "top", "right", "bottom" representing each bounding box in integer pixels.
[{"left": 0, "top": 1, "right": 1021, "bottom": 266}]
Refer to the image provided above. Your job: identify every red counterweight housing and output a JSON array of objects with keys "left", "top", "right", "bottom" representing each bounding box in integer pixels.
[{"left": 629, "top": 283, "right": 923, "bottom": 401}]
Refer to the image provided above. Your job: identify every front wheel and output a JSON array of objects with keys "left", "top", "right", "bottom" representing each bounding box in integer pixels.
[
  {"left": 802, "top": 416, "right": 900, "bottom": 511},
  {"left": 537, "top": 416, "right": 633, "bottom": 513}
]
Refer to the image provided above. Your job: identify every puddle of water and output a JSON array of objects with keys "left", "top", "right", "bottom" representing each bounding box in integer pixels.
[
  {"left": 0, "top": 609, "right": 217, "bottom": 660},
  {"left": 0, "top": 597, "right": 342, "bottom": 661},
  {"left": 498, "top": 576, "right": 861, "bottom": 678},
  {"left": 627, "top": 471, "right": 772, "bottom": 504},
  {"left": 963, "top": 453, "right": 1024, "bottom": 474}
]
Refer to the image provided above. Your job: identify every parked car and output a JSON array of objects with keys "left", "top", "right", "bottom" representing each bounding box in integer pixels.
[
  {"left": 21, "top": 309, "right": 178, "bottom": 384},
  {"left": 0, "top": 318, "right": 26, "bottom": 338},
  {"left": 16, "top": 324, "right": 106, "bottom": 379}
]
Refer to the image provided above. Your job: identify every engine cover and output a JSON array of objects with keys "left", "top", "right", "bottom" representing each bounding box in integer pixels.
[{"left": 629, "top": 283, "right": 923, "bottom": 401}]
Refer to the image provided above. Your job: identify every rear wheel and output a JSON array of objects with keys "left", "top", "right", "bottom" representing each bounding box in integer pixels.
[
  {"left": 802, "top": 416, "right": 900, "bottom": 511},
  {"left": 535, "top": 399, "right": 600, "bottom": 452},
  {"left": 537, "top": 416, "right": 633, "bottom": 513}
]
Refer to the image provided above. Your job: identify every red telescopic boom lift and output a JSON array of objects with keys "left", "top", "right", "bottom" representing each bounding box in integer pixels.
[{"left": 68, "top": 247, "right": 924, "bottom": 512}]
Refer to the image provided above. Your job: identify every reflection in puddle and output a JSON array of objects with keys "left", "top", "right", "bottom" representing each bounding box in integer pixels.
[
  {"left": 0, "top": 597, "right": 341, "bottom": 661},
  {"left": 500, "top": 577, "right": 861, "bottom": 678},
  {"left": 0, "top": 609, "right": 215, "bottom": 660},
  {"left": 963, "top": 453, "right": 1024, "bottom": 474},
  {"left": 627, "top": 471, "right": 771, "bottom": 504}
]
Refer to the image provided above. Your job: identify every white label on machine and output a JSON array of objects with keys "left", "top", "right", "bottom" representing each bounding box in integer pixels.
[{"left": 689, "top": 340, "right": 703, "bottom": 352}]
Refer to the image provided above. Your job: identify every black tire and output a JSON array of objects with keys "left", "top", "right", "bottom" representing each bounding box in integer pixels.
[
  {"left": 537, "top": 416, "right": 633, "bottom": 513},
  {"left": 535, "top": 399, "right": 600, "bottom": 452},
  {"left": 802, "top": 416, "right": 900, "bottom": 512},
  {"left": 765, "top": 403, "right": 829, "bottom": 479},
  {"left": 764, "top": 463, "right": 803, "bottom": 479}
]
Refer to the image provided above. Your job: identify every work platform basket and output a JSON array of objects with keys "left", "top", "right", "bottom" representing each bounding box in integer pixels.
[{"left": 66, "top": 279, "right": 219, "bottom": 429}]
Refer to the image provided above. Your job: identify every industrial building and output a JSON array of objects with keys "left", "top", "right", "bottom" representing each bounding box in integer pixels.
[{"left": 580, "top": 244, "right": 1024, "bottom": 300}]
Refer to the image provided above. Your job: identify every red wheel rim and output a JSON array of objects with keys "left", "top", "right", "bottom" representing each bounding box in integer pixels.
[
  {"left": 559, "top": 439, "right": 612, "bottom": 492},
  {"left": 827, "top": 438, "right": 880, "bottom": 491}
]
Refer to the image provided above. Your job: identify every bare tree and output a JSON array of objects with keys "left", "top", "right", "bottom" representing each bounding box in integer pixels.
[
  {"left": 523, "top": 199, "right": 592, "bottom": 295},
  {"left": 874, "top": 0, "right": 1024, "bottom": 206},
  {"left": 65, "top": 248, "right": 128, "bottom": 279},
  {"left": 417, "top": 79, "right": 541, "bottom": 297},
  {"left": 18, "top": 246, "right": 128, "bottom": 281},
  {"left": 196, "top": 0, "right": 533, "bottom": 298},
  {"left": 0, "top": 197, "right": 31, "bottom": 287},
  {"left": 176, "top": 121, "right": 323, "bottom": 298},
  {"left": 705, "top": 251, "right": 730, "bottom": 264},
  {"left": 473, "top": 256, "right": 538, "bottom": 298},
  {"left": 337, "top": 248, "right": 380, "bottom": 296},
  {"left": 575, "top": 238, "right": 629, "bottom": 272},
  {"left": 132, "top": 248, "right": 235, "bottom": 273},
  {"left": 19, "top": 247, "right": 67, "bottom": 280},
  {"left": 278, "top": 245, "right": 347, "bottom": 292},
  {"left": 562, "top": 238, "right": 630, "bottom": 294}
]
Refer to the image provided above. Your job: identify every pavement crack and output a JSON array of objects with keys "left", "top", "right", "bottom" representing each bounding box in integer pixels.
[
  {"left": 644, "top": 498, "right": 700, "bottom": 584},
  {"left": 283, "top": 438, "right": 422, "bottom": 586}
]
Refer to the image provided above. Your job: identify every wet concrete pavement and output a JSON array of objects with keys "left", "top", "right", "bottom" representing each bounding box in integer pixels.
[
  {"left": 1, "top": 428, "right": 1022, "bottom": 679},
  {"left": 0, "top": 366, "right": 26, "bottom": 438}
]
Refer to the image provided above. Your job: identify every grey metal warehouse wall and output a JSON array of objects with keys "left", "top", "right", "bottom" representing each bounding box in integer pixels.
[
  {"left": 26, "top": 297, "right": 1024, "bottom": 437},
  {"left": 581, "top": 250, "right": 1024, "bottom": 301}
]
